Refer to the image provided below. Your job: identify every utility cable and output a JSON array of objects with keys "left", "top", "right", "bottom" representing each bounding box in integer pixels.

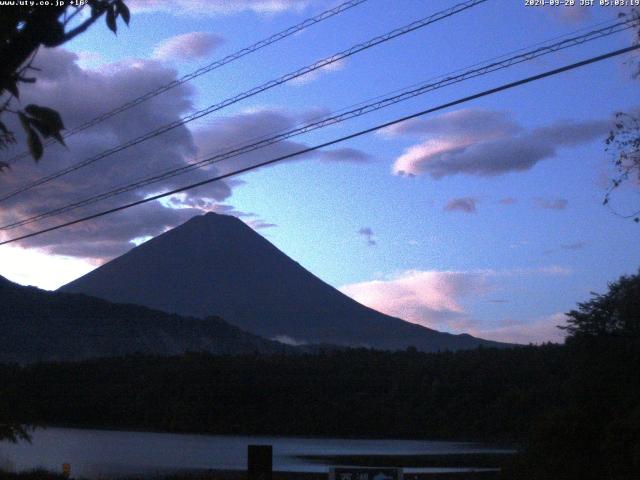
[
  {"left": 1, "top": 17, "right": 635, "bottom": 231},
  {"left": 1, "top": 43, "right": 636, "bottom": 246},
  {"left": 3, "top": 0, "right": 370, "bottom": 165},
  {"left": 0, "top": 0, "right": 488, "bottom": 203}
]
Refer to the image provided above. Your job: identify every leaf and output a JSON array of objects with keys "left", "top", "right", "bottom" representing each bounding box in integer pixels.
[
  {"left": 28, "top": 130, "right": 43, "bottom": 161},
  {"left": 106, "top": 5, "right": 117, "bottom": 33},
  {"left": 116, "top": 0, "right": 130, "bottom": 25},
  {"left": 41, "top": 21, "right": 65, "bottom": 47},
  {"left": 19, "top": 113, "right": 43, "bottom": 161},
  {"left": 2, "top": 78, "right": 19, "bottom": 99},
  {"left": 24, "top": 105, "right": 66, "bottom": 132},
  {"left": 29, "top": 117, "right": 54, "bottom": 138}
]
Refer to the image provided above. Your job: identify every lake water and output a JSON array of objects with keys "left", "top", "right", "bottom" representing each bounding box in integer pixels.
[{"left": 0, "top": 427, "right": 513, "bottom": 478}]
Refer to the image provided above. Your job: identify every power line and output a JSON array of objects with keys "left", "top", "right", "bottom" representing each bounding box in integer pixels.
[
  {"left": 0, "top": 0, "right": 489, "bottom": 204},
  {"left": 2, "top": 17, "right": 635, "bottom": 231},
  {"left": 3, "top": 0, "right": 370, "bottom": 165},
  {"left": 1, "top": 44, "right": 636, "bottom": 247}
]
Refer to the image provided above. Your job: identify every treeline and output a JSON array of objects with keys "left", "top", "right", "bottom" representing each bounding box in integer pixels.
[
  {"left": 1, "top": 337, "right": 639, "bottom": 478},
  {"left": 1, "top": 345, "right": 567, "bottom": 440}
]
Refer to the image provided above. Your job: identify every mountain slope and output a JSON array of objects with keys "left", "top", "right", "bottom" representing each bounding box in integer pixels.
[
  {"left": 61, "top": 212, "right": 506, "bottom": 351},
  {"left": 0, "top": 275, "right": 288, "bottom": 364}
]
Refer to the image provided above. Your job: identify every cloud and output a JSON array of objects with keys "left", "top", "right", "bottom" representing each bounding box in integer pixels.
[
  {"left": 533, "top": 197, "right": 568, "bottom": 210},
  {"left": 0, "top": 245, "right": 96, "bottom": 290},
  {"left": 471, "top": 313, "right": 568, "bottom": 345},
  {"left": 388, "top": 108, "right": 609, "bottom": 178},
  {"left": 272, "top": 335, "right": 307, "bottom": 346},
  {"left": 1, "top": 49, "right": 363, "bottom": 262},
  {"left": 499, "top": 197, "right": 517, "bottom": 205},
  {"left": 444, "top": 197, "right": 477, "bottom": 214},
  {"left": 316, "top": 147, "right": 371, "bottom": 163},
  {"left": 340, "top": 268, "right": 572, "bottom": 341},
  {"left": 128, "top": 0, "right": 311, "bottom": 16},
  {"left": 357, "top": 227, "right": 376, "bottom": 246},
  {"left": 544, "top": 5, "right": 591, "bottom": 24},
  {"left": 340, "top": 270, "right": 492, "bottom": 330},
  {"left": 383, "top": 109, "right": 520, "bottom": 139},
  {"left": 191, "top": 107, "right": 370, "bottom": 171},
  {"left": 289, "top": 58, "right": 346, "bottom": 86},
  {"left": 248, "top": 219, "right": 278, "bottom": 230},
  {"left": 152, "top": 32, "right": 225, "bottom": 61}
]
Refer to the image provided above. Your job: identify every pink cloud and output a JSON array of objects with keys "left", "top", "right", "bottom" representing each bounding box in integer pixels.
[
  {"left": 340, "top": 268, "right": 573, "bottom": 342},
  {"left": 340, "top": 270, "right": 492, "bottom": 329},
  {"left": 152, "top": 32, "right": 224, "bottom": 61}
]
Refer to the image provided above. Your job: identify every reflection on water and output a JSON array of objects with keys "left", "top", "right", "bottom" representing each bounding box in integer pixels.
[{"left": 0, "top": 427, "right": 512, "bottom": 478}]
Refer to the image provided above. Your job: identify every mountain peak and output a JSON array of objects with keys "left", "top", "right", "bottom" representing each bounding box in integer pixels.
[
  {"left": 183, "top": 211, "right": 248, "bottom": 231},
  {"left": 61, "top": 215, "right": 505, "bottom": 351}
]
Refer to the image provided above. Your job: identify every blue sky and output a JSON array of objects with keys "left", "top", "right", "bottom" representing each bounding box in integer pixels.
[{"left": 0, "top": 0, "right": 639, "bottom": 343}]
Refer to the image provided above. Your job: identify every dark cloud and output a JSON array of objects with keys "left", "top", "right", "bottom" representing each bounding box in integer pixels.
[
  {"left": 389, "top": 108, "right": 610, "bottom": 178},
  {"left": 316, "top": 148, "right": 371, "bottom": 163},
  {"left": 560, "top": 241, "right": 587, "bottom": 251},
  {"left": 533, "top": 198, "right": 568, "bottom": 211},
  {"left": 1, "top": 48, "right": 360, "bottom": 261},
  {"left": 444, "top": 197, "right": 477, "bottom": 214},
  {"left": 383, "top": 108, "right": 520, "bottom": 139},
  {"left": 357, "top": 227, "right": 376, "bottom": 246}
]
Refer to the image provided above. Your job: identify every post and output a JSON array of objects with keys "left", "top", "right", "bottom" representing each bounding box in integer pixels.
[{"left": 248, "top": 444, "right": 272, "bottom": 480}]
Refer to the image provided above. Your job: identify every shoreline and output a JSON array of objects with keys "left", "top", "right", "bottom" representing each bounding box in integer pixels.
[
  {"left": 0, "top": 469, "right": 503, "bottom": 480},
  {"left": 23, "top": 424, "right": 517, "bottom": 449}
]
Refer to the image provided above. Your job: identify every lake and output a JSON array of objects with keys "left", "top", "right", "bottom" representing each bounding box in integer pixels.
[{"left": 0, "top": 427, "right": 513, "bottom": 478}]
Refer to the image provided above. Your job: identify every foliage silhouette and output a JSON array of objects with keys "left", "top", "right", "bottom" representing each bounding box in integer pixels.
[
  {"left": 604, "top": 8, "right": 640, "bottom": 222},
  {"left": 0, "top": 0, "right": 129, "bottom": 169}
]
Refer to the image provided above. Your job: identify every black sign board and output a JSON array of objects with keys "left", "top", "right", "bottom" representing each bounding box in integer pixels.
[
  {"left": 330, "top": 467, "right": 403, "bottom": 480},
  {"left": 248, "top": 445, "right": 273, "bottom": 480}
]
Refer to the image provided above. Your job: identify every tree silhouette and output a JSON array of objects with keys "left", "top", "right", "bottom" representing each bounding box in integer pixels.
[
  {"left": 560, "top": 270, "right": 640, "bottom": 340},
  {"left": 0, "top": 1, "right": 129, "bottom": 443},
  {"left": 0, "top": 0, "right": 130, "bottom": 170},
  {"left": 604, "top": 8, "right": 640, "bottom": 222}
]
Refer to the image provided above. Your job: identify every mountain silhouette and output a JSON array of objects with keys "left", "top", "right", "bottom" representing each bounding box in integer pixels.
[
  {"left": 61, "top": 212, "right": 505, "bottom": 351},
  {"left": 0, "top": 274, "right": 288, "bottom": 363}
]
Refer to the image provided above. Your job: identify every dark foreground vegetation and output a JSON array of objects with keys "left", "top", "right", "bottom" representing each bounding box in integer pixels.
[
  {"left": 0, "top": 336, "right": 638, "bottom": 479},
  {"left": 0, "top": 345, "right": 567, "bottom": 439},
  {"left": 1, "top": 272, "right": 639, "bottom": 479}
]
